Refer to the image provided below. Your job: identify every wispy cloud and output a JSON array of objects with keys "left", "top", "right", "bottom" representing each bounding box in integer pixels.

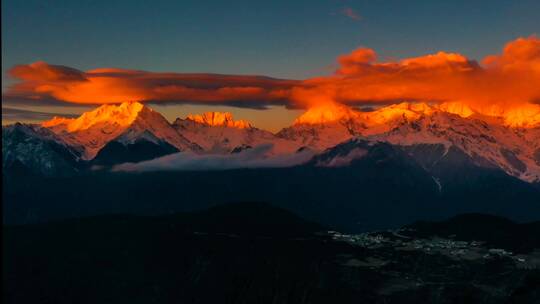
[
  {"left": 2, "top": 107, "right": 79, "bottom": 123},
  {"left": 341, "top": 7, "right": 361, "bottom": 21}
]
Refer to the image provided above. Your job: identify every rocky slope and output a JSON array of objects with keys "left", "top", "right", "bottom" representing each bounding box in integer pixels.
[{"left": 173, "top": 112, "right": 300, "bottom": 155}]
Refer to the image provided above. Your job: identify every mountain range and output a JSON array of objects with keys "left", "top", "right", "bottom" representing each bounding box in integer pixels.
[
  {"left": 3, "top": 100, "right": 540, "bottom": 183},
  {"left": 3, "top": 101, "right": 540, "bottom": 230}
]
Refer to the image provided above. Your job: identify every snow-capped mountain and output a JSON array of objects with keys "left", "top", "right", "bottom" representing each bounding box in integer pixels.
[
  {"left": 173, "top": 112, "right": 300, "bottom": 155},
  {"left": 277, "top": 102, "right": 364, "bottom": 150},
  {"left": 277, "top": 102, "right": 540, "bottom": 182},
  {"left": 42, "top": 101, "right": 197, "bottom": 159},
  {"left": 277, "top": 102, "right": 446, "bottom": 150},
  {"left": 367, "top": 110, "right": 540, "bottom": 182},
  {"left": 3, "top": 100, "right": 540, "bottom": 183}
]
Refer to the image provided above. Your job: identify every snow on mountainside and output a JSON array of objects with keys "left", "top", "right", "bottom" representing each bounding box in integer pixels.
[
  {"left": 5, "top": 99, "right": 539, "bottom": 182},
  {"left": 277, "top": 102, "right": 437, "bottom": 150},
  {"left": 186, "top": 112, "right": 252, "bottom": 129},
  {"left": 42, "top": 102, "right": 197, "bottom": 159},
  {"left": 277, "top": 102, "right": 364, "bottom": 150},
  {"left": 368, "top": 112, "right": 540, "bottom": 182},
  {"left": 2, "top": 123, "right": 84, "bottom": 176},
  {"left": 279, "top": 102, "right": 540, "bottom": 182},
  {"left": 173, "top": 112, "right": 300, "bottom": 154}
]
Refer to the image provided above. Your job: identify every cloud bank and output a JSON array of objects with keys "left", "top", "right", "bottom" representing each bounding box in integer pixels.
[
  {"left": 112, "top": 144, "right": 314, "bottom": 172},
  {"left": 5, "top": 64, "right": 298, "bottom": 109},
  {"left": 4, "top": 36, "right": 540, "bottom": 116},
  {"left": 293, "top": 36, "right": 540, "bottom": 115}
]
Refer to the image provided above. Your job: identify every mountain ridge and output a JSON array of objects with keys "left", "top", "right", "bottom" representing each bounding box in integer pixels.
[{"left": 4, "top": 101, "right": 540, "bottom": 182}]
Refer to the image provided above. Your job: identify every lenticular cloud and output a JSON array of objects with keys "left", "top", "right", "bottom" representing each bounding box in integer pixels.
[{"left": 4, "top": 36, "right": 540, "bottom": 122}]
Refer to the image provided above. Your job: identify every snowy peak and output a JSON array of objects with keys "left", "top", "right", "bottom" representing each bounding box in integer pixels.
[
  {"left": 116, "top": 105, "right": 195, "bottom": 150},
  {"left": 435, "top": 102, "right": 540, "bottom": 128},
  {"left": 281, "top": 103, "right": 365, "bottom": 150},
  {"left": 185, "top": 112, "right": 252, "bottom": 129},
  {"left": 293, "top": 102, "right": 361, "bottom": 125},
  {"left": 293, "top": 101, "right": 540, "bottom": 129},
  {"left": 437, "top": 101, "right": 475, "bottom": 118},
  {"left": 293, "top": 102, "right": 435, "bottom": 127},
  {"left": 280, "top": 102, "right": 436, "bottom": 151},
  {"left": 279, "top": 102, "right": 540, "bottom": 182},
  {"left": 367, "top": 110, "right": 540, "bottom": 182},
  {"left": 13, "top": 99, "right": 540, "bottom": 182},
  {"left": 174, "top": 112, "right": 299, "bottom": 154},
  {"left": 43, "top": 101, "right": 146, "bottom": 132},
  {"left": 494, "top": 104, "right": 540, "bottom": 128},
  {"left": 41, "top": 101, "right": 195, "bottom": 159}
]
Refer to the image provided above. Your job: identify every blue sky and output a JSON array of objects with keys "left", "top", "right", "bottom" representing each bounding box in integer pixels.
[{"left": 3, "top": 0, "right": 539, "bottom": 81}]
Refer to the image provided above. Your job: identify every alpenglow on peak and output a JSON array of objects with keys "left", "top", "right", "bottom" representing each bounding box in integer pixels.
[
  {"left": 186, "top": 112, "right": 252, "bottom": 129},
  {"left": 42, "top": 101, "right": 148, "bottom": 132}
]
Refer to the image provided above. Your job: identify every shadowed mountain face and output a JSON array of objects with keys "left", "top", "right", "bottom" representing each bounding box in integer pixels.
[
  {"left": 3, "top": 203, "right": 540, "bottom": 304},
  {"left": 2, "top": 123, "right": 84, "bottom": 176},
  {"left": 91, "top": 139, "right": 179, "bottom": 166},
  {"left": 4, "top": 141, "right": 540, "bottom": 232}
]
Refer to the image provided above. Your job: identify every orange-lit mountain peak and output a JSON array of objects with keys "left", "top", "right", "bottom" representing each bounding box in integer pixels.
[
  {"left": 186, "top": 112, "right": 252, "bottom": 129},
  {"left": 384, "top": 102, "right": 435, "bottom": 114},
  {"left": 294, "top": 102, "right": 442, "bottom": 126},
  {"left": 42, "top": 101, "right": 147, "bottom": 132},
  {"left": 289, "top": 99, "right": 540, "bottom": 130},
  {"left": 42, "top": 116, "right": 76, "bottom": 128},
  {"left": 455, "top": 103, "right": 540, "bottom": 128},
  {"left": 498, "top": 104, "right": 540, "bottom": 128},
  {"left": 293, "top": 102, "right": 361, "bottom": 125},
  {"left": 361, "top": 102, "right": 436, "bottom": 125},
  {"left": 378, "top": 101, "right": 540, "bottom": 128},
  {"left": 437, "top": 101, "right": 475, "bottom": 118}
]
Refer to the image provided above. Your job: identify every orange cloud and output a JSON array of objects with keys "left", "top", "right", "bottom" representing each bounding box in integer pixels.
[
  {"left": 4, "top": 36, "right": 540, "bottom": 123},
  {"left": 483, "top": 36, "right": 540, "bottom": 71},
  {"left": 9, "top": 61, "right": 87, "bottom": 82},
  {"left": 336, "top": 48, "right": 377, "bottom": 75},
  {"left": 295, "top": 36, "right": 540, "bottom": 118},
  {"left": 5, "top": 63, "right": 298, "bottom": 109}
]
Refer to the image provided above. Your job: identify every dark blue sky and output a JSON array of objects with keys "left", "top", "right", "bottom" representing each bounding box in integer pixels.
[{"left": 3, "top": 0, "right": 539, "bottom": 82}]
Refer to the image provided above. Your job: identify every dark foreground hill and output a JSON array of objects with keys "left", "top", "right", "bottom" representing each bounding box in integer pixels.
[
  {"left": 4, "top": 162, "right": 540, "bottom": 232},
  {"left": 3, "top": 204, "right": 540, "bottom": 304},
  {"left": 4, "top": 136, "right": 540, "bottom": 232},
  {"left": 404, "top": 213, "right": 540, "bottom": 254}
]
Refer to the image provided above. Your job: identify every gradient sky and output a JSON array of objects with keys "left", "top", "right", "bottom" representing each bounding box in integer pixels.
[{"left": 2, "top": 0, "right": 540, "bottom": 131}]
